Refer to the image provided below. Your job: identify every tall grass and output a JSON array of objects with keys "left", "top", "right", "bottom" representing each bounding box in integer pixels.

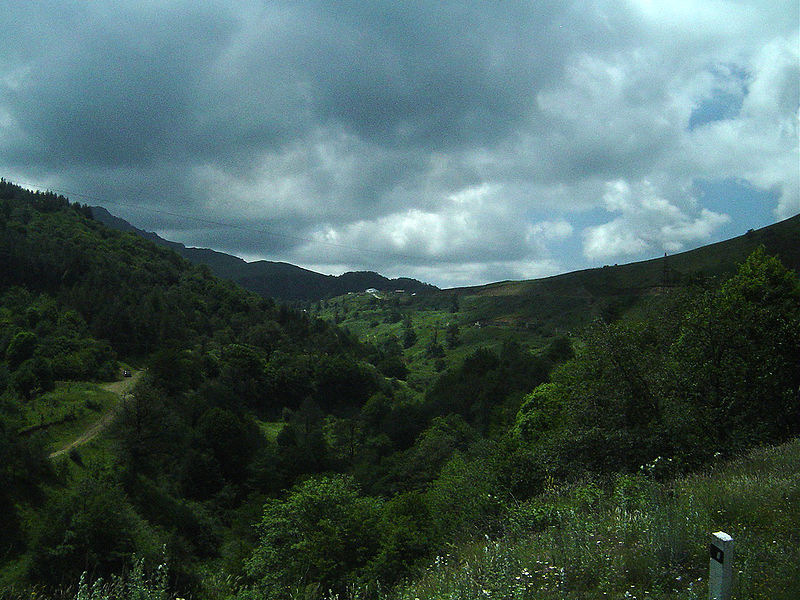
[
  {"left": 379, "top": 439, "right": 800, "bottom": 600},
  {"left": 73, "top": 556, "right": 171, "bottom": 600}
]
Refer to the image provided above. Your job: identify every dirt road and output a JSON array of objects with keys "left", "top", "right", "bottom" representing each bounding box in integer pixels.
[{"left": 49, "top": 370, "right": 144, "bottom": 459}]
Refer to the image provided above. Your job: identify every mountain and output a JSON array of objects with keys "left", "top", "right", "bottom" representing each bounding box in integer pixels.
[
  {"left": 89, "top": 206, "right": 437, "bottom": 301},
  {"left": 0, "top": 178, "right": 403, "bottom": 593},
  {"left": 446, "top": 213, "right": 800, "bottom": 330},
  {"left": 458, "top": 213, "right": 800, "bottom": 296}
]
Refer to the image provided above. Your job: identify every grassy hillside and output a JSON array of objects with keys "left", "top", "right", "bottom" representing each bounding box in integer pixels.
[
  {"left": 452, "top": 213, "right": 800, "bottom": 330},
  {"left": 387, "top": 438, "right": 800, "bottom": 600},
  {"left": 312, "top": 213, "right": 800, "bottom": 385},
  {"left": 311, "top": 290, "right": 547, "bottom": 391}
]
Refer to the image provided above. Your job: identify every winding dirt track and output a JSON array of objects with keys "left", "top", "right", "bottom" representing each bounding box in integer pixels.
[{"left": 48, "top": 370, "right": 144, "bottom": 459}]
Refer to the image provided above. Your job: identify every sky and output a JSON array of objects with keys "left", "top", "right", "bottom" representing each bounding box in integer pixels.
[{"left": 1, "top": 1, "right": 798, "bottom": 288}]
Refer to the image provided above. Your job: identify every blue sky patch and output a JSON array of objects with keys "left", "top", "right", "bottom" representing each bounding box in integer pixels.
[
  {"left": 692, "top": 178, "right": 778, "bottom": 236},
  {"left": 688, "top": 66, "right": 749, "bottom": 131}
]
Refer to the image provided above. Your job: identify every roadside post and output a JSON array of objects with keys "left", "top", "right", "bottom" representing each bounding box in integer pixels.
[{"left": 708, "top": 531, "right": 733, "bottom": 600}]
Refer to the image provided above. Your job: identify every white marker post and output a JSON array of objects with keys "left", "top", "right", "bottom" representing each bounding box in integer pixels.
[{"left": 709, "top": 531, "right": 733, "bottom": 600}]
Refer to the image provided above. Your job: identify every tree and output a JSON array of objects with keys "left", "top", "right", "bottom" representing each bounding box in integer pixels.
[
  {"left": 114, "top": 382, "right": 185, "bottom": 477},
  {"left": 6, "top": 330, "right": 37, "bottom": 370},
  {"left": 218, "top": 344, "right": 267, "bottom": 408},
  {"left": 197, "top": 407, "right": 257, "bottom": 483},
  {"left": 29, "top": 475, "right": 159, "bottom": 589},
  {"left": 512, "top": 382, "right": 566, "bottom": 444},
  {"left": 449, "top": 293, "right": 459, "bottom": 313},
  {"left": 671, "top": 248, "right": 800, "bottom": 448},
  {"left": 402, "top": 316, "right": 417, "bottom": 349},
  {"left": 148, "top": 348, "right": 201, "bottom": 395},
  {"left": 425, "top": 329, "right": 445, "bottom": 359},
  {"left": 246, "top": 475, "right": 383, "bottom": 598},
  {"left": 445, "top": 322, "right": 460, "bottom": 348},
  {"left": 11, "top": 356, "right": 54, "bottom": 399},
  {"left": 369, "top": 491, "right": 435, "bottom": 585}
]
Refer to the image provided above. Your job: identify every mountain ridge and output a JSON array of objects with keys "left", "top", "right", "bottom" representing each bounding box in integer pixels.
[
  {"left": 92, "top": 204, "right": 800, "bottom": 317},
  {"left": 89, "top": 206, "right": 438, "bottom": 301},
  {"left": 453, "top": 212, "right": 800, "bottom": 297}
]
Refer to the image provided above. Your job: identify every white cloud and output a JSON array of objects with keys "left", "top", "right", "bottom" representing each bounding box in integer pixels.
[
  {"left": 527, "top": 220, "right": 573, "bottom": 242},
  {"left": 286, "top": 184, "right": 575, "bottom": 286},
  {"left": 583, "top": 179, "right": 730, "bottom": 260},
  {"left": 676, "top": 33, "right": 799, "bottom": 220}
]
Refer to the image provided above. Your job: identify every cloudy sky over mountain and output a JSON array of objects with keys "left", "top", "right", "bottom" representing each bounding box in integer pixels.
[{"left": 1, "top": 1, "right": 797, "bottom": 287}]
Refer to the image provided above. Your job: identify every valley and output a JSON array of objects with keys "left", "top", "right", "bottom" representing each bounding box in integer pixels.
[{"left": 0, "top": 180, "right": 798, "bottom": 599}]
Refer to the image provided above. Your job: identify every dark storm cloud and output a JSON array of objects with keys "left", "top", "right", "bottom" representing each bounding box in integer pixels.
[
  {"left": 3, "top": 2, "right": 568, "bottom": 161},
  {"left": 300, "top": 1, "right": 564, "bottom": 147},
  {"left": 4, "top": 3, "right": 234, "bottom": 168}
]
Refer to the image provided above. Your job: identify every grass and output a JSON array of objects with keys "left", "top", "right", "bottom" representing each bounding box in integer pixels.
[
  {"left": 360, "top": 439, "right": 800, "bottom": 600},
  {"left": 312, "top": 292, "right": 550, "bottom": 391},
  {"left": 17, "top": 382, "right": 119, "bottom": 454},
  {"left": 0, "top": 380, "right": 123, "bottom": 597}
]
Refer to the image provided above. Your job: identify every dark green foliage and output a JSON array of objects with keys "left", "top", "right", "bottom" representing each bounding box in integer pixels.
[
  {"left": 425, "top": 448, "right": 505, "bottom": 541},
  {"left": 313, "top": 354, "right": 378, "bottom": 413},
  {"left": 218, "top": 344, "right": 268, "bottom": 408},
  {"left": 512, "top": 247, "right": 800, "bottom": 479},
  {"left": 113, "top": 382, "right": 189, "bottom": 479},
  {"left": 372, "top": 335, "right": 408, "bottom": 379},
  {"left": 671, "top": 247, "right": 800, "bottom": 448},
  {"left": 127, "top": 475, "right": 219, "bottom": 561},
  {"left": 376, "top": 353, "right": 408, "bottom": 380},
  {"left": 445, "top": 322, "right": 460, "bottom": 348},
  {"left": 0, "top": 418, "right": 50, "bottom": 556},
  {"left": 424, "top": 342, "right": 549, "bottom": 432},
  {"left": 246, "top": 475, "right": 383, "bottom": 598},
  {"left": 196, "top": 407, "right": 262, "bottom": 484},
  {"left": 450, "top": 293, "right": 459, "bottom": 313},
  {"left": 512, "top": 382, "right": 565, "bottom": 443},
  {"left": 5, "top": 330, "right": 37, "bottom": 369},
  {"left": 381, "top": 414, "right": 476, "bottom": 492},
  {"left": 425, "top": 329, "right": 445, "bottom": 359},
  {"left": 402, "top": 315, "right": 417, "bottom": 348},
  {"left": 28, "top": 474, "right": 160, "bottom": 589},
  {"left": 178, "top": 448, "right": 224, "bottom": 500},
  {"left": 148, "top": 348, "right": 202, "bottom": 395},
  {"left": 0, "top": 288, "right": 119, "bottom": 389},
  {"left": 369, "top": 491, "right": 435, "bottom": 585}
]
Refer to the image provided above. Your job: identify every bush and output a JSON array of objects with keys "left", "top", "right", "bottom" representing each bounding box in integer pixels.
[{"left": 246, "top": 475, "right": 383, "bottom": 598}]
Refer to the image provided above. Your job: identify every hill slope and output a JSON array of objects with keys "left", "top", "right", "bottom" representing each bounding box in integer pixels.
[
  {"left": 447, "top": 213, "right": 800, "bottom": 330},
  {"left": 389, "top": 437, "right": 800, "bottom": 600},
  {"left": 90, "top": 206, "right": 438, "bottom": 301},
  {"left": 308, "top": 213, "right": 800, "bottom": 392}
]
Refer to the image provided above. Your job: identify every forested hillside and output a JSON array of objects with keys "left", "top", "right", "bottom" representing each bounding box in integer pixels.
[
  {"left": 1, "top": 180, "right": 798, "bottom": 599},
  {"left": 89, "top": 206, "right": 438, "bottom": 302}
]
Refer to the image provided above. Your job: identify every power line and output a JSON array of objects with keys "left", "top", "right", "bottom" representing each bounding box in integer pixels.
[{"left": 10, "top": 178, "right": 424, "bottom": 262}]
